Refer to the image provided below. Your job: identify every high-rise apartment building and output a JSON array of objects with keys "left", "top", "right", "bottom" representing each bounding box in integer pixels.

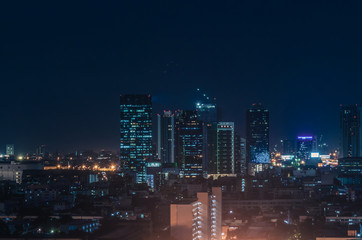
[
  {"left": 340, "top": 105, "right": 362, "bottom": 158},
  {"left": 170, "top": 187, "right": 222, "bottom": 240},
  {"left": 246, "top": 103, "right": 270, "bottom": 175},
  {"left": 208, "top": 122, "right": 235, "bottom": 174},
  {"left": 157, "top": 111, "right": 175, "bottom": 164},
  {"left": 234, "top": 134, "right": 247, "bottom": 176},
  {"left": 175, "top": 110, "right": 204, "bottom": 178},
  {"left": 120, "top": 94, "right": 152, "bottom": 183},
  {"left": 6, "top": 144, "right": 14, "bottom": 156}
]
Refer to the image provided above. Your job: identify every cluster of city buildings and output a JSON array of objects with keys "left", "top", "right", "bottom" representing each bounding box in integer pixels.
[
  {"left": 2, "top": 95, "right": 362, "bottom": 239},
  {"left": 119, "top": 93, "right": 268, "bottom": 185}
]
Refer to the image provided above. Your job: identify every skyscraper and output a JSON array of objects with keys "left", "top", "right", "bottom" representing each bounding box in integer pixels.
[
  {"left": 208, "top": 122, "right": 235, "bottom": 174},
  {"left": 195, "top": 88, "right": 221, "bottom": 123},
  {"left": 234, "top": 133, "right": 247, "bottom": 176},
  {"left": 174, "top": 110, "right": 203, "bottom": 178},
  {"left": 196, "top": 102, "right": 219, "bottom": 123},
  {"left": 195, "top": 97, "right": 221, "bottom": 173},
  {"left": 280, "top": 139, "right": 295, "bottom": 155},
  {"left": 296, "top": 136, "right": 317, "bottom": 160},
  {"left": 340, "top": 105, "right": 362, "bottom": 158},
  {"left": 246, "top": 103, "right": 270, "bottom": 175},
  {"left": 157, "top": 111, "right": 175, "bottom": 164},
  {"left": 120, "top": 94, "right": 152, "bottom": 183}
]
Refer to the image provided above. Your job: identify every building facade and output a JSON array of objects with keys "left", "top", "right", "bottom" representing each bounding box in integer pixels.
[
  {"left": 175, "top": 110, "right": 204, "bottom": 178},
  {"left": 6, "top": 144, "right": 14, "bottom": 156},
  {"left": 296, "top": 136, "right": 317, "bottom": 160},
  {"left": 157, "top": 111, "right": 175, "bottom": 164},
  {"left": 120, "top": 94, "right": 152, "bottom": 183},
  {"left": 0, "top": 161, "right": 43, "bottom": 184},
  {"left": 234, "top": 134, "right": 247, "bottom": 176},
  {"left": 170, "top": 187, "right": 222, "bottom": 240},
  {"left": 340, "top": 105, "right": 362, "bottom": 158},
  {"left": 281, "top": 139, "right": 295, "bottom": 155},
  {"left": 246, "top": 104, "right": 270, "bottom": 175},
  {"left": 208, "top": 122, "right": 235, "bottom": 174},
  {"left": 196, "top": 102, "right": 219, "bottom": 124}
]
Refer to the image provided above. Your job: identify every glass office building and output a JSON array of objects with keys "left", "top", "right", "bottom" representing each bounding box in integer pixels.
[
  {"left": 120, "top": 94, "right": 152, "bottom": 183},
  {"left": 246, "top": 103, "right": 270, "bottom": 164},
  {"left": 340, "top": 105, "right": 362, "bottom": 158},
  {"left": 157, "top": 110, "right": 175, "bottom": 164},
  {"left": 175, "top": 110, "right": 203, "bottom": 178}
]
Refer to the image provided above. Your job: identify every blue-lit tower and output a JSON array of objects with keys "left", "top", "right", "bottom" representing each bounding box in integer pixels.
[
  {"left": 195, "top": 89, "right": 221, "bottom": 174},
  {"left": 246, "top": 103, "right": 270, "bottom": 175},
  {"left": 120, "top": 94, "right": 152, "bottom": 183},
  {"left": 175, "top": 110, "right": 204, "bottom": 178},
  {"left": 296, "top": 136, "right": 317, "bottom": 160},
  {"left": 195, "top": 88, "right": 221, "bottom": 123},
  {"left": 157, "top": 110, "right": 175, "bottom": 164},
  {"left": 340, "top": 105, "right": 362, "bottom": 158}
]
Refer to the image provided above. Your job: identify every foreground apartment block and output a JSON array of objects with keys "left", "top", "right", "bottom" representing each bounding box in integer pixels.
[{"left": 170, "top": 187, "right": 222, "bottom": 240}]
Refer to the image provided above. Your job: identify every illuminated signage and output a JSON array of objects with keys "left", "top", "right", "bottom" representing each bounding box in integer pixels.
[
  {"left": 298, "top": 136, "right": 313, "bottom": 140},
  {"left": 311, "top": 152, "right": 320, "bottom": 158},
  {"left": 281, "top": 155, "right": 295, "bottom": 160},
  {"left": 146, "top": 162, "right": 161, "bottom": 167},
  {"left": 320, "top": 155, "right": 330, "bottom": 159}
]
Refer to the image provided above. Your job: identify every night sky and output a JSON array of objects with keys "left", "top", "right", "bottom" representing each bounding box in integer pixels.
[{"left": 1, "top": 1, "right": 362, "bottom": 153}]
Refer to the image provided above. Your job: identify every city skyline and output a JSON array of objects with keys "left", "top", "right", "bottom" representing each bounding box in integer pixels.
[
  {"left": 0, "top": 92, "right": 356, "bottom": 154},
  {"left": 3, "top": 2, "right": 362, "bottom": 239}
]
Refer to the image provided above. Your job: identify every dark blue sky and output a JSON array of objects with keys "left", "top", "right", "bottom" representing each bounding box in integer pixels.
[{"left": 1, "top": 1, "right": 362, "bottom": 153}]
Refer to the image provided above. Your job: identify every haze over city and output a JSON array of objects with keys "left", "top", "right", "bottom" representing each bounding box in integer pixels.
[{"left": 2, "top": 1, "right": 362, "bottom": 152}]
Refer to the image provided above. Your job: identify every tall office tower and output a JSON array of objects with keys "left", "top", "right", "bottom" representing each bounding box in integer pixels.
[
  {"left": 280, "top": 139, "right": 295, "bottom": 155},
  {"left": 195, "top": 88, "right": 221, "bottom": 123},
  {"left": 170, "top": 187, "right": 222, "bottom": 240},
  {"left": 157, "top": 111, "right": 175, "bottom": 164},
  {"left": 195, "top": 99, "right": 220, "bottom": 173},
  {"left": 207, "top": 123, "right": 218, "bottom": 174},
  {"left": 36, "top": 145, "right": 46, "bottom": 157},
  {"left": 340, "top": 105, "right": 362, "bottom": 158},
  {"left": 296, "top": 136, "right": 317, "bottom": 160},
  {"left": 120, "top": 94, "right": 152, "bottom": 183},
  {"left": 234, "top": 134, "right": 247, "bottom": 176},
  {"left": 317, "top": 135, "right": 329, "bottom": 155},
  {"left": 208, "top": 122, "right": 235, "bottom": 174},
  {"left": 234, "top": 132, "right": 241, "bottom": 175},
  {"left": 175, "top": 110, "right": 204, "bottom": 178},
  {"left": 240, "top": 137, "right": 247, "bottom": 175},
  {"left": 246, "top": 103, "right": 270, "bottom": 175},
  {"left": 196, "top": 102, "right": 219, "bottom": 123},
  {"left": 6, "top": 144, "right": 14, "bottom": 156}
]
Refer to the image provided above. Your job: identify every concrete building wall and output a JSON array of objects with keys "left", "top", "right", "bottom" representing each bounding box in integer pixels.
[
  {"left": 0, "top": 162, "right": 43, "bottom": 183},
  {"left": 170, "top": 204, "right": 193, "bottom": 240}
]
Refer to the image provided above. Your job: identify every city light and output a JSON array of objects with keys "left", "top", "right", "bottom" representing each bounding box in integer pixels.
[{"left": 1, "top": 2, "right": 360, "bottom": 240}]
